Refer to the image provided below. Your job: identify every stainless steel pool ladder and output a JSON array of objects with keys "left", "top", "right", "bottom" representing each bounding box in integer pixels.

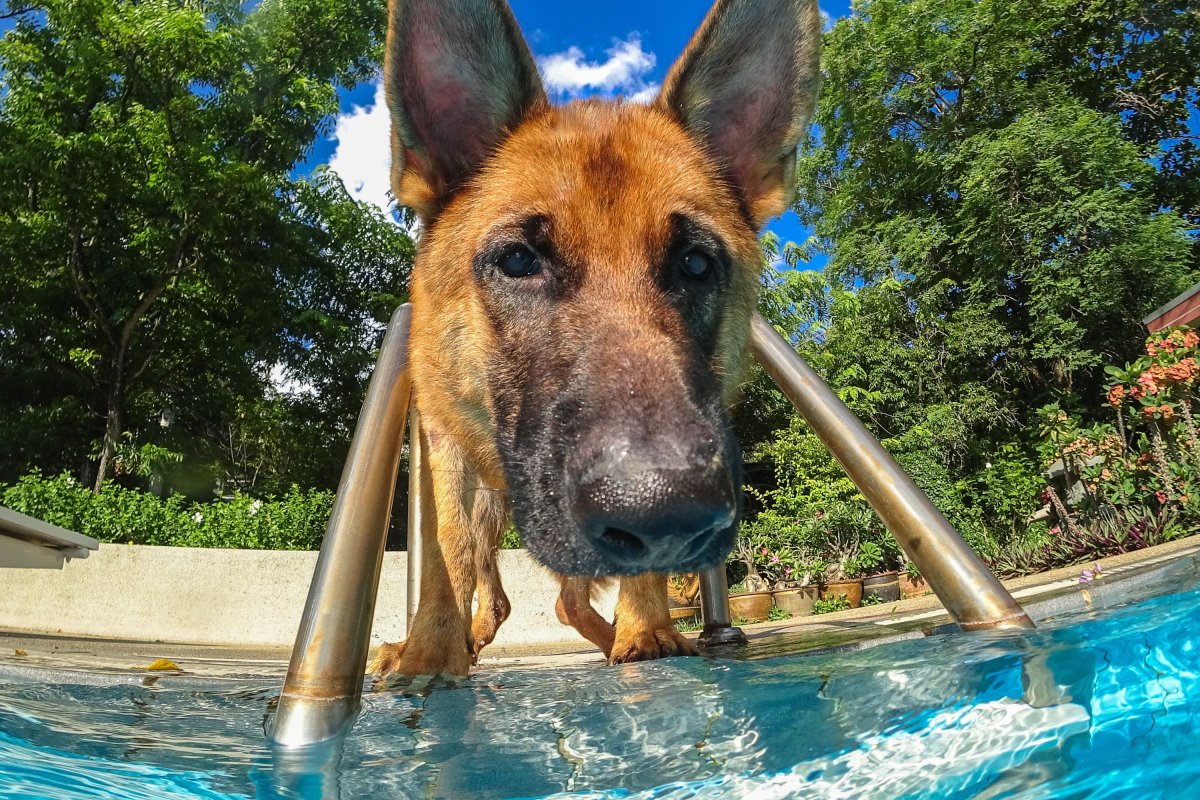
[{"left": 267, "top": 304, "right": 1034, "bottom": 747}]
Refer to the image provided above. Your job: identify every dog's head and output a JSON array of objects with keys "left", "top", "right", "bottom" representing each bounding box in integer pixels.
[{"left": 389, "top": 0, "right": 820, "bottom": 576}]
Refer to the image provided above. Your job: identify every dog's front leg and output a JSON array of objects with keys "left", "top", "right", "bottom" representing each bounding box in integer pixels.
[
  {"left": 555, "top": 576, "right": 616, "bottom": 658},
  {"left": 370, "top": 431, "right": 480, "bottom": 678},
  {"left": 468, "top": 492, "right": 511, "bottom": 662},
  {"left": 609, "top": 573, "right": 699, "bottom": 665}
]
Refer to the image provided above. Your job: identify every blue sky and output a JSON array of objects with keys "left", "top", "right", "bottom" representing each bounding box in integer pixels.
[
  {"left": 1, "top": 2, "right": 848, "bottom": 261},
  {"left": 313, "top": 1, "right": 853, "bottom": 269}
]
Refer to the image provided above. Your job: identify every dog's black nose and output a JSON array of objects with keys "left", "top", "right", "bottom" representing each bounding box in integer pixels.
[{"left": 572, "top": 443, "right": 737, "bottom": 571}]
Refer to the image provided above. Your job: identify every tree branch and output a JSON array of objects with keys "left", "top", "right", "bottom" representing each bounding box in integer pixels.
[
  {"left": 0, "top": 4, "right": 32, "bottom": 21},
  {"left": 67, "top": 229, "right": 117, "bottom": 347},
  {"left": 118, "top": 279, "right": 168, "bottom": 347}
]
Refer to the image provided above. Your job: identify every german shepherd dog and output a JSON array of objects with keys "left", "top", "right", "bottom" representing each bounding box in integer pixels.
[{"left": 370, "top": 0, "right": 820, "bottom": 676}]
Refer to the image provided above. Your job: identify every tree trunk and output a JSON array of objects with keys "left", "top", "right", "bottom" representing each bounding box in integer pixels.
[
  {"left": 90, "top": 274, "right": 170, "bottom": 493},
  {"left": 92, "top": 350, "right": 127, "bottom": 493}
]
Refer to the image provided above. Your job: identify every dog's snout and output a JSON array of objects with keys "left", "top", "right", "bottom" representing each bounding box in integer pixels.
[{"left": 572, "top": 441, "right": 737, "bottom": 571}]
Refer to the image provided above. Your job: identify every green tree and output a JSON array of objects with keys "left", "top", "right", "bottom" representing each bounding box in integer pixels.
[
  {"left": 749, "top": 0, "right": 1197, "bottom": 553},
  {"left": 799, "top": 0, "right": 1195, "bottom": 402},
  {"left": 0, "top": 0, "right": 412, "bottom": 491}
]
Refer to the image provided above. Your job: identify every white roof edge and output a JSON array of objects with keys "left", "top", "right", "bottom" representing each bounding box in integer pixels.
[{"left": 0, "top": 505, "right": 100, "bottom": 551}]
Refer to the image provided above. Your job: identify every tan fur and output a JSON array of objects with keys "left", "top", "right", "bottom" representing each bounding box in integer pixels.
[
  {"left": 371, "top": 0, "right": 820, "bottom": 678},
  {"left": 555, "top": 577, "right": 616, "bottom": 659}
]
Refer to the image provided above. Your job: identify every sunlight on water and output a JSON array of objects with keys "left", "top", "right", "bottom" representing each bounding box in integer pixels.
[{"left": 3, "top": 565, "right": 1200, "bottom": 799}]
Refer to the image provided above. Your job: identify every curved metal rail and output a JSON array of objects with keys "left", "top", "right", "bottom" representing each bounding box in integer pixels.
[
  {"left": 268, "top": 304, "right": 413, "bottom": 747},
  {"left": 748, "top": 313, "right": 1034, "bottom": 632}
]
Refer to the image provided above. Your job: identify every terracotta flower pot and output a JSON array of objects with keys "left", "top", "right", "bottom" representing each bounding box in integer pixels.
[
  {"left": 773, "top": 586, "right": 818, "bottom": 617},
  {"left": 821, "top": 579, "right": 862, "bottom": 608},
  {"left": 669, "top": 605, "right": 701, "bottom": 622},
  {"left": 727, "top": 591, "right": 774, "bottom": 622},
  {"left": 899, "top": 573, "right": 929, "bottom": 599},
  {"left": 862, "top": 571, "right": 901, "bottom": 603}
]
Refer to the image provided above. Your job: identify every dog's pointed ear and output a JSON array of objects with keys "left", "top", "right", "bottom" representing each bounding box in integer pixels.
[
  {"left": 657, "top": 0, "right": 821, "bottom": 226},
  {"left": 387, "top": 0, "right": 546, "bottom": 218}
]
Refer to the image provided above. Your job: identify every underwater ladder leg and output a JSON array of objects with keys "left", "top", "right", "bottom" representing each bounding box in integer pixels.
[{"left": 746, "top": 313, "right": 1034, "bottom": 632}]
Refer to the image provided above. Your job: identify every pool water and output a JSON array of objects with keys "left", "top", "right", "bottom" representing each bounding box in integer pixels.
[{"left": 3, "top": 563, "right": 1199, "bottom": 799}]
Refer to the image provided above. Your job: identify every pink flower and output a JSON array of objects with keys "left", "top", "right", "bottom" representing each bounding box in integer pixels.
[
  {"left": 771, "top": 554, "right": 781, "bottom": 564},
  {"left": 760, "top": 547, "right": 769, "bottom": 555},
  {"left": 1156, "top": 490, "right": 1168, "bottom": 504}
]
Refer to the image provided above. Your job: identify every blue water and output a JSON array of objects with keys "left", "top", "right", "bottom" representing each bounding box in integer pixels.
[{"left": 3, "top": 567, "right": 1200, "bottom": 799}]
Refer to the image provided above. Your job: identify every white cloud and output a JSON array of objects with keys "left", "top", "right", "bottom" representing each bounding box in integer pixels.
[
  {"left": 327, "top": 82, "right": 393, "bottom": 216},
  {"left": 268, "top": 363, "right": 317, "bottom": 398},
  {"left": 537, "top": 35, "right": 659, "bottom": 102},
  {"left": 324, "top": 35, "right": 662, "bottom": 216},
  {"left": 821, "top": 9, "right": 834, "bottom": 31}
]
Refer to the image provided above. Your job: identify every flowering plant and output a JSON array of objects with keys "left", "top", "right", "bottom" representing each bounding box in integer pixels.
[
  {"left": 1018, "top": 328, "right": 1200, "bottom": 579},
  {"left": 1106, "top": 327, "right": 1200, "bottom": 419}
]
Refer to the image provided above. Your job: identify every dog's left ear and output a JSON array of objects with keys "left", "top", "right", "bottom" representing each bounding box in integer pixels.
[{"left": 657, "top": 0, "right": 821, "bottom": 226}]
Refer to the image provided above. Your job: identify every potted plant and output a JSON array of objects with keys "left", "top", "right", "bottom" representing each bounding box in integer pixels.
[
  {"left": 771, "top": 555, "right": 822, "bottom": 616},
  {"left": 726, "top": 537, "right": 774, "bottom": 622},
  {"left": 899, "top": 561, "right": 929, "bottom": 598},
  {"left": 821, "top": 557, "right": 863, "bottom": 608},
  {"left": 667, "top": 572, "right": 701, "bottom": 621},
  {"left": 859, "top": 541, "right": 901, "bottom": 603}
]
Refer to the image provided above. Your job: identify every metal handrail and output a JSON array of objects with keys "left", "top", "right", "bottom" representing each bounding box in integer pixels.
[
  {"left": 748, "top": 313, "right": 1034, "bottom": 631},
  {"left": 406, "top": 407, "right": 424, "bottom": 627},
  {"left": 268, "top": 304, "right": 413, "bottom": 747}
]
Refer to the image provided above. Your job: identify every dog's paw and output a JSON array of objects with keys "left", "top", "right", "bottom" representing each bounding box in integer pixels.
[
  {"left": 470, "top": 597, "right": 511, "bottom": 664},
  {"left": 608, "top": 626, "right": 699, "bottom": 665},
  {"left": 367, "top": 641, "right": 408, "bottom": 675},
  {"left": 368, "top": 638, "right": 472, "bottom": 679}
]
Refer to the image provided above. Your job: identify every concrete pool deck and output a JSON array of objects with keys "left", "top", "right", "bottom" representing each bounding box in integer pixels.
[{"left": 2, "top": 536, "right": 1198, "bottom": 685}]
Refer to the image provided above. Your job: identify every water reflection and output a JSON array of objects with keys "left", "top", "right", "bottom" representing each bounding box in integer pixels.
[{"left": 3, "top": 573, "right": 1200, "bottom": 799}]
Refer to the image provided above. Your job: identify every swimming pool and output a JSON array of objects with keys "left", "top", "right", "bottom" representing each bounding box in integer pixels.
[{"left": 3, "top": 558, "right": 1199, "bottom": 799}]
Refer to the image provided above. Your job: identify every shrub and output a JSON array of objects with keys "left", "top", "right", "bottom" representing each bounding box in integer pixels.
[
  {"left": 1, "top": 470, "right": 332, "bottom": 550},
  {"left": 812, "top": 594, "right": 852, "bottom": 615},
  {"left": 991, "top": 506, "right": 1177, "bottom": 578}
]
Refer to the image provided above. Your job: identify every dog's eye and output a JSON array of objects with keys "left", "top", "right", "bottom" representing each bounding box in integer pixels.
[
  {"left": 679, "top": 249, "right": 714, "bottom": 280},
  {"left": 498, "top": 246, "right": 541, "bottom": 278}
]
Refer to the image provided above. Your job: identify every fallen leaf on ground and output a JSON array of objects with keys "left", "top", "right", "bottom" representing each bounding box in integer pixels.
[
  {"left": 139, "top": 658, "right": 181, "bottom": 671},
  {"left": 14, "top": 649, "right": 27, "bottom": 656}
]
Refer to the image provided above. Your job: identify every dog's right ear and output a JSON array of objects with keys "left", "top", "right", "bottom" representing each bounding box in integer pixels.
[{"left": 386, "top": 0, "right": 546, "bottom": 218}]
